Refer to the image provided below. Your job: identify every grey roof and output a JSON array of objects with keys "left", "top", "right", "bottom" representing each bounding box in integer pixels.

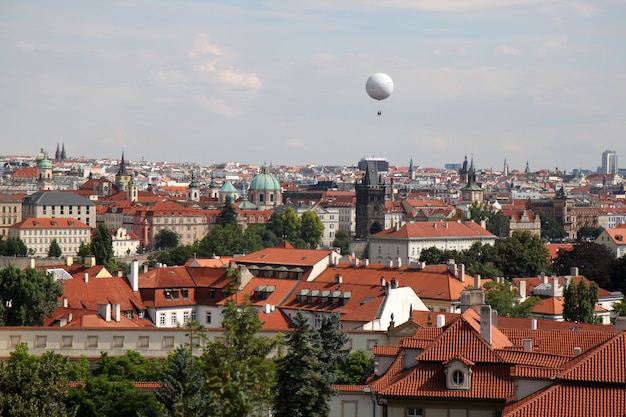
[{"left": 23, "top": 191, "right": 95, "bottom": 206}]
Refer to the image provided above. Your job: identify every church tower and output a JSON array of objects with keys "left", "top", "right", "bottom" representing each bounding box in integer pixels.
[
  {"left": 459, "top": 154, "right": 469, "bottom": 184},
  {"left": 187, "top": 170, "right": 200, "bottom": 202},
  {"left": 355, "top": 161, "right": 386, "bottom": 239},
  {"left": 408, "top": 157, "right": 415, "bottom": 180},
  {"left": 503, "top": 158, "right": 509, "bottom": 176},
  {"left": 37, "top": 152, "right": 54, "bottom": 191},
  {"left": 460, "top": 157, "right": 483, "bottom": 204},
  {"left": 127, "top": 171, "right": 138, "bottom": 203},
  {"left": 115, "top": 150, "right": 132, "bottom": 191}
]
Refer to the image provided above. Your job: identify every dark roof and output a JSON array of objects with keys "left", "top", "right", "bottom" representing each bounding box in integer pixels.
[{"left": 23, "top": 191, "right": 95, "bottom": 206}]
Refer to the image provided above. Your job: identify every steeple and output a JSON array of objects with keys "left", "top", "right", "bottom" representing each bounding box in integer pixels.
[
  {"left": 61, "top": 143, "right": 66, "bottom": 161},
  {"left": 409, "top": 157, "right": 415, "bottom": 180},
  {"left": 525, "top": 160, "right": 530, "bottom": 174},
  {"left": 55, "top": 143, "right": 61, "bottom": 161},
  {"left": 187, "top": 170, "right": 200, "bottom": 202},
  {"left": 503, "top": 157, "right": 509, "bottom": 176}
]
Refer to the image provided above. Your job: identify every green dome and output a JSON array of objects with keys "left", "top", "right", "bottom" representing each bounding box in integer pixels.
[
  {"left": 249, "top": 165, "right": 280, "bottom": 191},
  {"left": 38, "top": 158, "right": 52, "bottom": 169}
]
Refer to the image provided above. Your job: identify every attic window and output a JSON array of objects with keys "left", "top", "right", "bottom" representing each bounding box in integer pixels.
[
  {"left": 164, "top": 289, "right": 172, "bottom": 299},
  {"left": 445, "top": 359, "right": 472, "bottom": 391},
  {"left": 171, "top": 289, "right": 180, "bottom": 299},
  {"left": 452, "top": 370, "right": 464, "bottom": 385},
  {"left": 181, "top": 289, "right": 189, "bottom": 299}
]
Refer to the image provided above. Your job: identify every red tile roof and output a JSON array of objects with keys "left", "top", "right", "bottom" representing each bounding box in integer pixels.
[{"left": 372, "top": 221, "right": 495, "bottom": 239}]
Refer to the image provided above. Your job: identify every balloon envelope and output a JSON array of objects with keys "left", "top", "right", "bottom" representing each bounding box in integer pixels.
[{"left": 366, "top": 73, "right": 393, "bottom": 101}]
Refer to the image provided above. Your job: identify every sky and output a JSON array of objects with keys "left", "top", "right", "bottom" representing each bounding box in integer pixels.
[{"left": 1, "top": 0, "right": 625, "bottom": 173}]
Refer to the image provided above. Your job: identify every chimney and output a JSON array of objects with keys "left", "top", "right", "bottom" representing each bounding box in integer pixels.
[
  {"left": 128, "top": 260, "right": 139, "bottom": 292},
  {"left": 67, "top": 313, "right": 72, "bottom": 323},
  {"left": 570, "top": 266, "right": 579, "bottom": 276},
  {"left": 523, "top": 338, "right": 533, "bottom": 352},
  {"left": 615, "top": 316, "right": 626, "bottom": 334},
  {"left": 519, "top": 281, "right": 526, "bottom": 299},
  {"left": 264, "top": 304, "right": 272, "bottom": 314},
  {"left": 433, "top": 223, "right": 437, "bottom": 229},
  {"left": 98, "top": 303, "right": 111, "bottom": 322},
  {"left": 436, "top": 314, "right": 445, "bottom": 328},
  {"left": 84, "top": 255, "right": 96, "bottom": 268},
  {"left": 84, "top": 272, "right": 89, "bottom": 284},
  {"left": 65, "top": 256, "right": 73, "bottom": 267},
  {"left": 363, "top": 259, "right": 369, "bottom": 267},
  {"left": 143, "top": 263, "right": 148, "bottom": 273},
  {"left": 541, "top": 272, "right": 547, "bottom": 285},
  {"left": 573, "top": 347, "right": 582, "bottom": 357},
  {"left": 390, "top": 278, "right": 398, "bottom": 289},
  {"left": 63, "top": 297, "right": 68, "bottom": 308},
  {"left": 457, "top": 263, "right": 465, "bottom": 282},
  {"left": 480, "top": 305, "right": 492, "bottom": 345},
  {"left": 352, "top": 257, "right": 360, "bottom": 267},
  {"left": 335, "top": 274, "right": 343, "bottom": 284},
  {"left": 380, "top": 277, "right": 386, "bottom": 287},
  {"left": 386, "top": 260, "right": 393, "bottom": 268},
  {"left": 474, "top": 274, "right": 481, "bottom": 290},
  {"left": 29, "top": 257, "right": 36, "bottom": 269},
  {"left": 113, "top": 304, "right": 121, "bottom": 322},
  {"left": 531, "top": 319, "right": 537, "bottom": 330},
  {"left": 551, "top": 276, "right": 559, "bottom": 297},
  {"left": 117, "top": 270, "right": 123, "bottom": 277},
  {"left": 480, "top": 219, "right": 487, "bottom": 229},
  {"left": 395, "top": 257, "right": 402, "bottom": 269}
]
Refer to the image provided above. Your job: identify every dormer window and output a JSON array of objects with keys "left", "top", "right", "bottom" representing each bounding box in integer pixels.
[{"left": 444, "top": 358, "right": 473, "bottom": 391}]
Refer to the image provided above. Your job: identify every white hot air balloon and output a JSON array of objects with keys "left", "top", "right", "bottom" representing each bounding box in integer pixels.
[{"left": 366, "top": 73, "right": 393, "bottom": 115}]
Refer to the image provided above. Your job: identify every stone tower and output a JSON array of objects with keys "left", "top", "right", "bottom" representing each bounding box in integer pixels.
[{"left": 355, "top": 161, "right": 386, "bottom": 239}]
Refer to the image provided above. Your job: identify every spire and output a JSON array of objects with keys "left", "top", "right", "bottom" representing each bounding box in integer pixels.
[
  {"left": 61, "top": 143, "right": 66, "bottom": 160},
  {"left": 55, "top": 143, "right": 61, "bottom": 161}
]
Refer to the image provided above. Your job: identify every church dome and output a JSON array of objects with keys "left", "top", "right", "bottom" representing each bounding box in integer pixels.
[
  {"left": 249, "top": 164, "right": 280, "bottom": 191},
  {"left": 38, "top": 157, "right": 52, "bottom": 170}
]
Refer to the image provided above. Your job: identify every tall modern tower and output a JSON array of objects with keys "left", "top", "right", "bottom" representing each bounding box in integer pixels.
[{"left": 601, "top": 150, "right": 618, "bottom": 175}]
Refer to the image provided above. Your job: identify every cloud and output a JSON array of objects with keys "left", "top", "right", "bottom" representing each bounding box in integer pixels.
[
  {"left": 15, "top": 41, "right": 35, "bottom": 51},
  {"left": 286, "top": 139, "right": 307, "bottom": 150},
  {"left": 494, "top": 45, "right": 522, "bottom": 56},
  {"left": 147, "top": 70, "right": 190, "bottom": 92},
  {"left": 432, "top": 49, "right": 442, "bottom": 56},
  {"left": 536, "top": 34, "right": 568, "bottom": 56},
  {"left": 195, "top": 95, "right": 236, "bottom": 116},
  {"left": 457, "top": 48, "right": 469, "bottom": 56},
  {"left": 188, "top": 32, "right": 221, "bottom": 58}
]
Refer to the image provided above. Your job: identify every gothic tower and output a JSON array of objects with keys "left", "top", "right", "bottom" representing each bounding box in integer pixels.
[
  {"left": 187, "top": 170, "right": 200, "bottom": 202},
  {"left": 355, "top": 161, "right": 386, "bottom": 239}
]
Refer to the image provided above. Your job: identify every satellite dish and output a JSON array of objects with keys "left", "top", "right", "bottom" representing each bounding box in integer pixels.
[{"left": 366, "top": 73, "right": 394, "bottom": 101}]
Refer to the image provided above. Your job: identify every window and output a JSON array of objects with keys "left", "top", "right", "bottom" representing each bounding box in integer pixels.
[
  {"left": 191, "top": 310, "right": 197, "bottom": 321},
  {"left": 181, "top": 288, "right": 189, "bottom": 299},
  {"left": 61, "top": 335, "right": 73, "bottom": 348},
  {"left": 206, "top": 311, "right": 212, "bottom": 324},
  {"left": 87, "top": 336, "right": 99, "bottom": 347},
  {"left": 35, "top": 335, "right": 47, "bottom": 347},
  {"left": 377, "top": 246, "right": 382, "bottom": 254},
  {"left": 170, "top": 312, "right": 177, "bottom": 326},
  {"left": 183, "top": 311, "right": 190, "bottom": 324},
  {"left": 159, "top": 313, "right": 166, "bottom": 326},
  {"left": 452, "top": 370, "right": 464, "bottom": 385},
  {"left": 138, "top": 336, "right": 150, "bottom": 348},
  {"left": 171, "top": 289, "right": 180, "bottom": 299},
  {"left": 407, "top": 408, "right": 423, "bottom": 417},
  {"left": 163, "top": 336, "right": 175, "bottom": 348},
  {"left": 8, "top": 335, "right": 20, "bottom": 347},
  {"left": 112, "top": 336, "right": 124, "bottom": 348}
]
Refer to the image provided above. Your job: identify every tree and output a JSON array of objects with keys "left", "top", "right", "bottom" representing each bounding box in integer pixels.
[
  {"left": 202, "top": 298, "right": 278, "bottom": 417},
  {"left": 273, "top": 311, "right": 333, "bottom": 417},
  {"left": 419, "top": 246, "right": 446, "bottom": 265},
  {"left": 467, "top": 202, "right": 510, "bottom": 237},
  {"left": 76, "top": 243, "right": 92, "bottom": 263},
  {"left": 552, "top": 242, "right": 616, "bottom": 289},
  {"left": 92, "top": 350, "right": 165, "bottom": 382},
  {"left": 318, "top": 313, "right": 349, "bottom": 387},
  {"left": 335, "top": 349, "right": 374, "bottom": 385},
  {"left": 198, "top": 223, "right": 263, "bottom": 257},
  {"left": 2, "top": 237, "right": 28, "bottom": 256},
  {"left": 0, "top": 265, "right": 63, "bottom": 326},
  {"left": 157, "top": 346, "right": 208, "bottom": 417},
  {"left": 219, "top": 195, "right": 239, "bottom": 226},
  {"left": 612, "top": 296, "right": 626, "bottom": 318},
  {"left": 493, "top": 231, "right": 550, "bottom": 278},
  {"left": 300, "top": 210, "right": 324, "bottom": 248},
  {"left": 332, "top": 230, "right": 352, "bottom": 255},
  {"left": 267, "top": 207, "right": 302, "bottom": 246},
  {"left": 483, "top": 280, "right": 540, "bottom": 318},
  {"left": 155, "top": 228, "right": 180, "bottom": 250},
  {"left": 48, "top": 238, "right": 62, "bottom": 258},
  {"left": 537, "top": 211, "right": 567, "bottom": 241},
  {"left": 91, "top": 223, "right": 113, "bottom": 265},
  {"left": 577, "top": 226, "right": 604, "bottom": 242},
  {"left": 563, "top": 278, "right": 599, "bottom": 323},
  {"left": 0, "top": 343, "right": 75, "bottom": 417}
]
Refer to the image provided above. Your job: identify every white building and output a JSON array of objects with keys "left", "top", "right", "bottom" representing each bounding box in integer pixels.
[
  {"left": 112, "top": 226, "right": 141, "bottom": 257},
  {"left": 368, "top": 220, "right": 496, "bottom": 264},
  {"left": 10, "top": 217, "right": 91, "bottom": 257}
]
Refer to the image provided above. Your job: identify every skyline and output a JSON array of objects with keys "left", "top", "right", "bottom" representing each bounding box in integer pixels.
[{"left": 1, "top": 1, "right": 625, "bottom": 172}]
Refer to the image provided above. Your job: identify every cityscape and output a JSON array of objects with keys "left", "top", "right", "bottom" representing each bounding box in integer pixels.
[
  {"left": 2, "top": 1, "right": 626, "bottom": 416},
  {"left": 0, "top": 145, "right": 625, "bottom": 417}
]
